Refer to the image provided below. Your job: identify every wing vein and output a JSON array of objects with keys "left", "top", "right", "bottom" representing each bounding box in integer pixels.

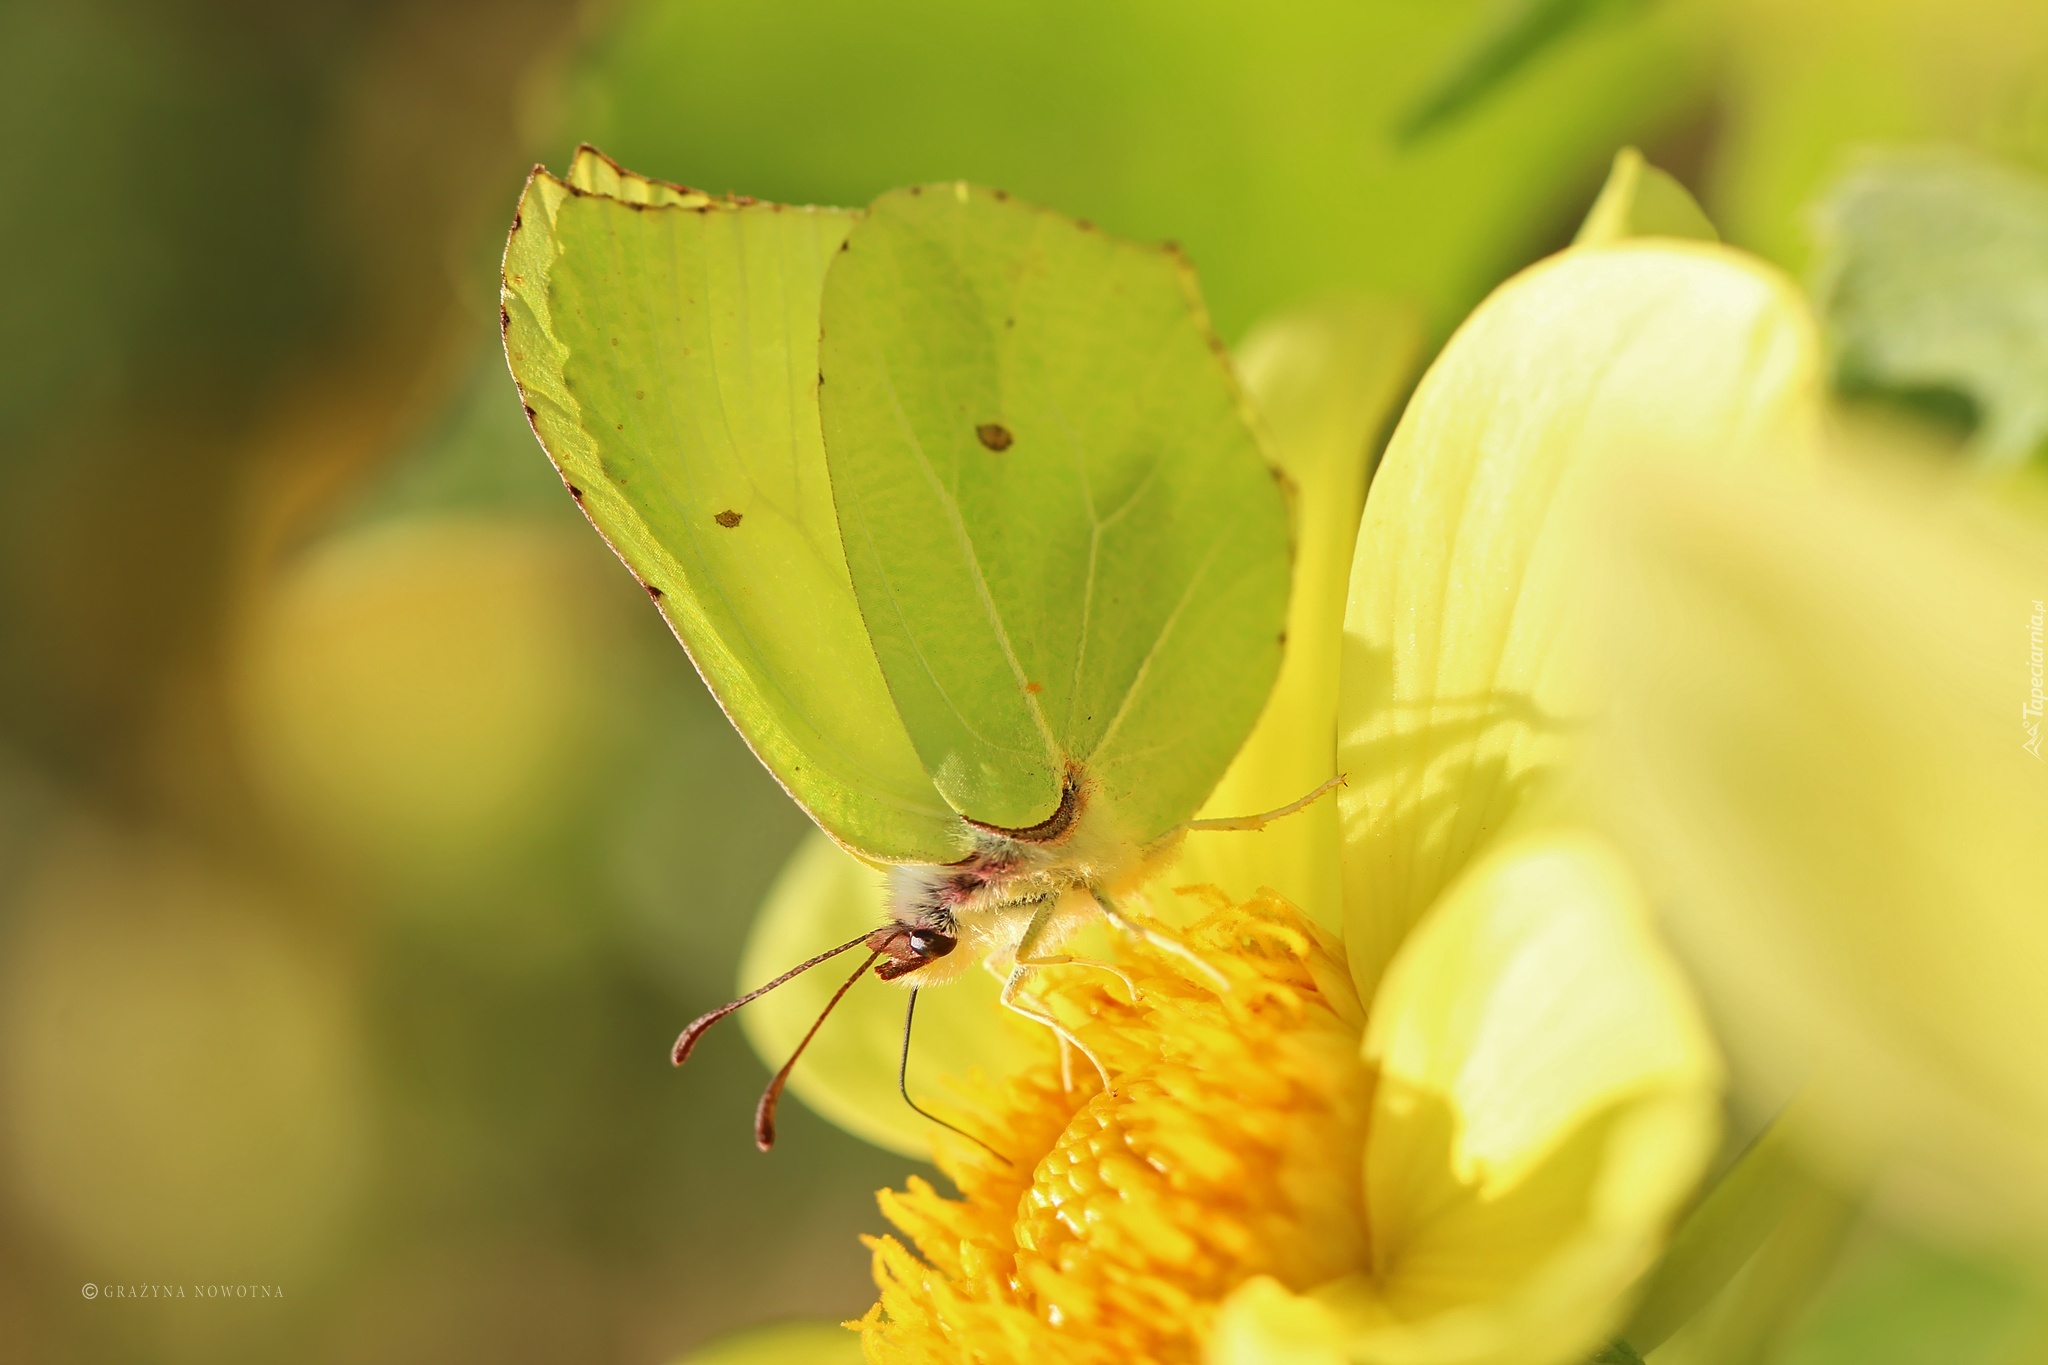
[
  {"left": 869, "top": 316, "right": 1061, "bottom": 765},
  {"left": 1086, "top": 533, "right": 1229, "bottom": 762}
]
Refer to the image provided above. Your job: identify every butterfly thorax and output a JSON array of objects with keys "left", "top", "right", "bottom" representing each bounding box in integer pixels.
[{"left": 868, "top": 772, "right": 1168, "bottom": 987}]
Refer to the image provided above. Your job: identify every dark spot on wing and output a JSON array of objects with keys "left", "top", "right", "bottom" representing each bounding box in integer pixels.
[
  {"left": 839, "top": 240, "right": 849, "bottom": 252},
  {"left": 567, "top": 485, "right": 584, "bottom": 500},
  {"left": 634, "top": 390, "right": 645, "bottom": 399},
  {"left": 993, "top": 188, "right": 1009, "bottom": 201},
  {"left": 714, "top": 510, "right": 743, "bottom": 528},
  {"left": 909, "top": 185, "right": 923, "bottom": 196},
  {"left": 522, "top": 404, "right": 537, "bottom": 420},
  {"left": 1004, "top": 317, "right": 1015, "bottom": 328},
  {"left": 976, "top": 423, "right": 1013, "bottom": 452},
  {"left": 1077, "top": 219, "right": 1094, "bottom": 230},
  {"left": 512, "top": 211, "right": 523, "bottom": 230},
  {"left": 610, "top": 336, "right": 619, "bottom": 347},
  {"left": 499, "top": 305, "right": 511, "bottom": 332},
  {"left": 644, "top": 583, "right": 663, "bottom": 600},
  {"left": 1024, "top": 681, "right": 1043, "bottom": 695}
]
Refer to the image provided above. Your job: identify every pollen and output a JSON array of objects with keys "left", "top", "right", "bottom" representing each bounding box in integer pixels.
[{"left": 855, "top": 892, "right": 1371, "bottom": 1364}]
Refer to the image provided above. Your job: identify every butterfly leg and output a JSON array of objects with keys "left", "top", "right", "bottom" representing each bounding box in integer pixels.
[
  {"left": 1000, "top": 969, "right": 1112, "bottom": 1092},
  {"left": 1013, "top": 943, "right": 1139, "bottom": 1003},
  {"left": 1094, "top": 890, "right": 1230, "bottom": 991},
  {"left": 1173, "top": 773, "right": 1346, "bottom": 834},
  {"left": 1000, "top": 899, "right": 1114, "bottom": 1092}
]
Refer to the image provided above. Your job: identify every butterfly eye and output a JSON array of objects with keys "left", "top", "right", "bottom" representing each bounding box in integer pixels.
[{"left": 907, "top": 929, "right": 956, "bottom": 960}]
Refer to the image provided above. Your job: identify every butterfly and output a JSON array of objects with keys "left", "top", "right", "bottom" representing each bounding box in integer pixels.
[{"left": 501, "top": 147, "right": 1330, "bottom": 1149}]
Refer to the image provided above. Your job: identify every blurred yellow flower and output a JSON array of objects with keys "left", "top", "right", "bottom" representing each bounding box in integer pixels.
[{"left": 1580, "top": 455, "right": 2048, "bottom": 1247}]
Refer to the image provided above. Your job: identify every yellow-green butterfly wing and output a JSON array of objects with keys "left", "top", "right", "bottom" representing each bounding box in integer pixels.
[
  {"left": 818, "top": 184, "right": 1292, "bottom": 839},
  {"left": 501, "top": 149, "right": 965, "bottom": 865}
]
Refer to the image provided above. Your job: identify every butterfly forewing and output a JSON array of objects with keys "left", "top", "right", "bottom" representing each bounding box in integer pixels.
[
  {"left": 562, "top": 144, "right": 704, "bottom": 206},
  {"left": 501, "top": 159, "right": 967, "bottom": 865},
  {"left": 819, "top": 184, "right": 1292, "bottom": 841}
]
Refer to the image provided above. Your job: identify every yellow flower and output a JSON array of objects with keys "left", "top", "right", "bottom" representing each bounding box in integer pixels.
[
  {"left": 837, "top": 824, "right": 1725, "bottom": 1365},
  {"left": 858, "top": 893, "right": 1368, "bottom": 1364},
  {"left": 854, "top": 834, "right": 1724, "bottom": 1365},
  {"left": 730, "top": 162, "right": 1823, "bottom": 1365}
]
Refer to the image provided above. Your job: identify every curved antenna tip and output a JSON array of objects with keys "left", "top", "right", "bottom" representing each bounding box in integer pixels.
[
  {"left": 666, "top": 929, "right": 873, "bottom": 1070},
  {"left": 751, "top": 949, "right": 880, "bottom": 1154}
]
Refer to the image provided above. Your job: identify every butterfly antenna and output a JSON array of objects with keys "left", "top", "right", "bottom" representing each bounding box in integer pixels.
[
  {"left": 671, "top": 930, "right": 873, "bottom": 1067},
  {"left": 754, "top": 949, "right": 880, "bottom": 1151},
  {"left": 899, "top": 990, "right": 1012, "bottom": 1166}
]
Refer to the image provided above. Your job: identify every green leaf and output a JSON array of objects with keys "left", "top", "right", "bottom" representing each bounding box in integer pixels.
[
  {"left": 1704, "top": 5, "right": 2048, "bottom": 272},
  {"left": 1622, "top": 1113, "right": 1855, "bottom": 1354},
  {"left": 818, "top": 184, "right": 1292, "bottom": 837},
  {"left": 572, "top": 2, "right": 1713, "bottom": 349},
  {"left": 1587, "top": 1340, "right": 1646, "bottom": 1365},
  {"left": 1765, "top": 1228, "right": 2048, "bottom": 1365},
  {"left": 501, "top": 150, "right": 964, "bottom": 864},
  {"left": 673, "top": 1319, "right": 864, "bottom": 1365},
  {"left": 1575, "top": 146, "right": 1718, "bottom": 247},
  {"left": 1813, "top": 148, "right": 2048, "bottom": 465},
  {"left": 1396, "top": 0, "right": 1656, "bottom": 144},
  {"left": 738, "top": 831, "right": 1040, "bottom": 1159}
]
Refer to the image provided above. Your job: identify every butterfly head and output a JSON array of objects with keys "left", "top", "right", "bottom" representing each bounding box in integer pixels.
[{"left": 867, "top": 921, "right": 958, "bottom": 982}]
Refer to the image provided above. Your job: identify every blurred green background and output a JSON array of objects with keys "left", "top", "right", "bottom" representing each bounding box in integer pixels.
[{"left": 0, "top": 0, "right": 2042, "bottom": 1361}]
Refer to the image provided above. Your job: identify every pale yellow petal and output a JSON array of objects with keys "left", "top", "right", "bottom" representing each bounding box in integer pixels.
[
  {"left": 1337, "top": 242, "right": 1822, "bottom": 1001},
  {"left": 1581, "top": 456, "right": 2048, "bottom": 1243},
  {"left": 1180, "top": 298, "right": 1423, "bottom": 931},
  {"left": 737, "top": 832, "right": 1038, "bottom": 1159},
  {"left": 1209, "top": 1276, "right": 1352, "bottom": 1365},
  {"left": 1215, "top": 830, "right": 1721, "bottom": 1365},
  {"left": 1575, "top": 147, "right": 1718, "bottom": 247}
]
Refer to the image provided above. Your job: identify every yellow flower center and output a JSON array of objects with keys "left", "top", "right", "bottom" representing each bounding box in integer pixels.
[{"left": 857, "top": 892, "right": 1370, "bottom": 1363}]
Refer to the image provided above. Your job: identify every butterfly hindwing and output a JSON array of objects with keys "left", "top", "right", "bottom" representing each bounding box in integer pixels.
[{"left": 818, "top": 184, "right": 1292, "bottom": 841}]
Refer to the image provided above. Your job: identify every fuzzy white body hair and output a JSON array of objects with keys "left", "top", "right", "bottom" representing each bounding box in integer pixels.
[{"left": 878, "top": 786, "right": 1180, "bottom": 989}]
